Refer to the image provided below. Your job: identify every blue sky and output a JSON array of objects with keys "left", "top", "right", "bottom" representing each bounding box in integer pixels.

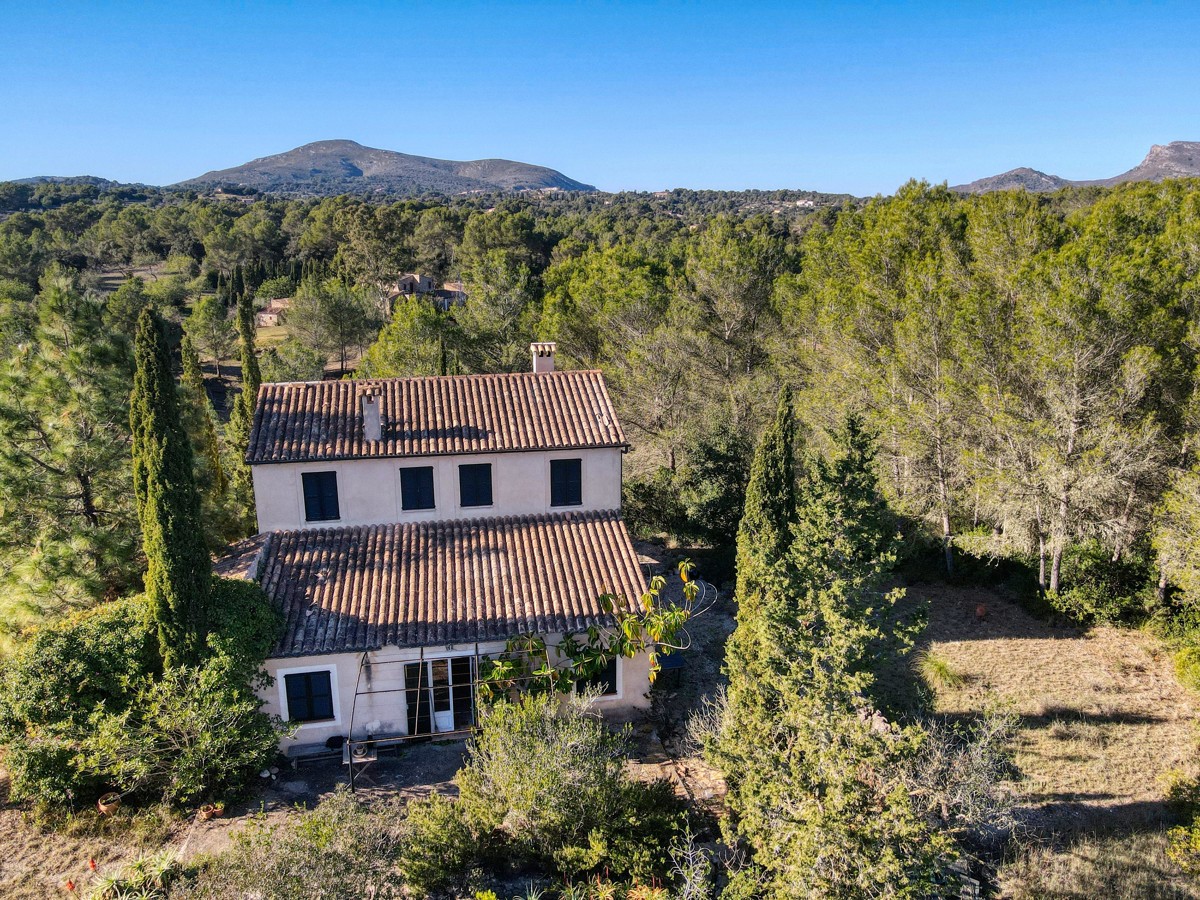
[{"left": 1, "top": 1, "right": 1197, "bottom": 195}]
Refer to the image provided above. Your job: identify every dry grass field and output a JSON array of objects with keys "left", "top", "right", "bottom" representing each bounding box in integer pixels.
[{"left": 909, "top": 583, "right": 1200, "bottom": 899}]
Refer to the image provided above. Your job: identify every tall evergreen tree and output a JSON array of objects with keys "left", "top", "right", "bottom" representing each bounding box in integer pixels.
[
  {"left": 180, "top": 334, "right": 226, "bottom": 499},
  {"left": 130, "top": 308, "right": 212, "bottom": 668},
  {"left": 224, "top": 290, "right": 261, "bottom": 535},
  {"left": 716, "top": 414, "right": 942, "bottom": 898},
  {"left": 0, "top": 277, "right": 138, "bottom": 634}
]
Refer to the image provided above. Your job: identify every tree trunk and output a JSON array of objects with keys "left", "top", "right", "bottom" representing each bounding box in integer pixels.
[
  {"left": 1157, "top": 563, "right": 1169, "bottom": 604},
  {"left": 1050, "top": 543, "right": 1063, "bottom": 594},
  {"left": 1038, "top": 534, "right": 1047, "bottom": 591}
]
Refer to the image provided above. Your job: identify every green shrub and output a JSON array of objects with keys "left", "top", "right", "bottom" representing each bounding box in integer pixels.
[
  {"left": 0, "top": 595, "right": 156, "bottom": 804},
  {"left": 915, "top": 650, "right": 965, "bottom": 690},
  {"left": 456, "top": 693, "right": 687, "bottom": 881},
  {"left": 1048, "top": 541, "right": 1156, "bottom": 625},
  {"left": 82, "top": 654, "right": 286, "bottom": 805},
  {"left": 89, "top": 850, "right": 179, "bottom": 899},
  {"left": 397, "top": 792, "right": 478, "bottom": 896},
  {"left": 170, "top": 787, "right": 402, "bottom": 899},
  {"left": 1, "top": 580, "right": 283, "bottom": 809}
]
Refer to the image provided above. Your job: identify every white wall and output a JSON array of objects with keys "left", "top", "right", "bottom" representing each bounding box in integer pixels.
[
  {"left": 252, "top": 447, "right": 623, "bottom": 533},
  {"left": 261, "top": 634, "right": 652, "bottom": 754}
]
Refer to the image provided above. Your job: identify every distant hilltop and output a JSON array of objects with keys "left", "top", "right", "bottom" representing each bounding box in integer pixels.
[
  {"left": 952, "top": 141, "right": 1200, "bottom": 194},
  {"left": 172, "top": 140, "right": 596, "bottom": 197}
]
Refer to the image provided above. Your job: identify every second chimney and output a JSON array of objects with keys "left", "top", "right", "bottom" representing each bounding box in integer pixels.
[
  {"left": 361, "top": 391, "right": 382, "bottom": 442},
  {"left": 531, "top": 341, "right": 556, "bottom": 374}
]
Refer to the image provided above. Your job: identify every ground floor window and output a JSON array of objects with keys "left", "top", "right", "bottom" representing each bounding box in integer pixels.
[
  {"left": 284, "top": 670, "right": 335, "bottom": 722},
  {"left": 576, "top": 657, "right": 619, "bottom": 697}
]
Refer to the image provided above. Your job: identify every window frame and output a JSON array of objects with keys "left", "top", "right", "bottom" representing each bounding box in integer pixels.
[
  {"left": 301, "top": 470, "right": 341, "bottom": 523},
  {"left": 277, "top": 664, "right": 341, "bottom": 728},
  {"left": 458, "top": 462, "right": 494, "bottom": 508},
  {"left": 574, "top": 656, "right": 621, "bottom": 699},
  {"left": 549, "top": 457, "right": 583, "bottom": 508},
  {"left": 399, "top": 465, "right": 437, "bottom": 512}
]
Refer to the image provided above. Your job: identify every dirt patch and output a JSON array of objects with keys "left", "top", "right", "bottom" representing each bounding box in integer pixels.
[
  {"left": 0, "top": 740, "right": 467, "bottom": 899},
  {"left": 910, "top": 583, "right": 1200, "bottom": 836}
]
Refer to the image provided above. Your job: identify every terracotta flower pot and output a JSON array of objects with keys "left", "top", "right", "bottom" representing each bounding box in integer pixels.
[
  {"left": 97, "top": 792, "right": 121, "bottom": 816},
  {"left": 198, "top": 803, "right": 216, "bottom": 821}
]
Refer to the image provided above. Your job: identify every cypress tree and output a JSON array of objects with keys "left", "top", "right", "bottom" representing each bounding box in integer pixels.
[
  {"left": 716, "top": 413, "right": 944, "bottom": 897},
  {"left": 180, "top": 334, "right": 227, "bottom": 498},
  {"left": 131, "top": 308, "right": 212, "bottom": 668},
  {"left": 736, "top": 386, "right": 797, "bottom": 579},
  {"left": 224, "top": 290, "right": 261, "bottom": 534},
  {"left": 716, "top": 387, "right": 799, "bottom": 843}
]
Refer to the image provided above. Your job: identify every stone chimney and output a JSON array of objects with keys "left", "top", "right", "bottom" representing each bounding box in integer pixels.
[
  {"left": 531, "top": 341, "right": 556, "bottom": 374},
  {"left": 361, "top": 390, "right": 382, "bottom": 443}
]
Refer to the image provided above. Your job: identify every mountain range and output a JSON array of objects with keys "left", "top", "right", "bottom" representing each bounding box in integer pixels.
[
  {"left": 951, "top": 141, "right": 1200, "bottom": 193},
  {"left": 173, "top": 140, "right": 595, "bottom": 196}
]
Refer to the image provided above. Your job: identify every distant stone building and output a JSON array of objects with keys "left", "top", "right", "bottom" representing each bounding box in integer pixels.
[
  {"left": 255, "top": 297, "right": 291, "bottom": 328},
  {"left": 396, "top": 273, "right": 435, "bottom": 295}
]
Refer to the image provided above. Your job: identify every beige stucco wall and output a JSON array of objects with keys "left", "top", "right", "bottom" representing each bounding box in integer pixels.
[
  {"left": 261, "top": 633, "right": 652, "bottom": 754},
  {"left": 252, "top": 447, "right": 623, "bottom": 533}
]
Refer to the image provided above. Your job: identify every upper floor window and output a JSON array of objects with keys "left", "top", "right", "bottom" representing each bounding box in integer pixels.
[
  {"left": 302, "top": 471, "right": 340, "bottom": 522},
  {"left": 284, "top": 670, "right": 335, "bottom": 722},
  {"left": 550, "top": 458, "right": 583, "bottom": 507},
  {"left": 459, "top": 463, "right": 493, "bottom": 508},
  {"left": 400, "top": 465, "right": 436, "bottom": 511}
]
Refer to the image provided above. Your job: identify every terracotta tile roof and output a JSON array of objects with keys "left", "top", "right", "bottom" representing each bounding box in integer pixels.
[
  {"left": 247, "top": 371, "right": 625, "bottom": 465},
  {"left": 240, "top": 510, "right": 647, "bottom": 658}
]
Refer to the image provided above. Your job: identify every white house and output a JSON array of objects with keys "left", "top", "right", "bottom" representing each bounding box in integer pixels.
[{"left": 218, "top": 342, "right": 651, "bottom": 758}]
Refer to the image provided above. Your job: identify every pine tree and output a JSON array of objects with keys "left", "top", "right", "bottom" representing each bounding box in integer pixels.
[
  {"left": 0, "top": 277, "right": 138, "bottom": 632},
  {"left": 130, "top": 308, "right": 212, "bottom": 668}
]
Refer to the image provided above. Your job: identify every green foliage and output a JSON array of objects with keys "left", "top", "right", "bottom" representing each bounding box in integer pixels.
[
  {"left": 287, "top": 275, "right": 380, "bottom": 372},
  {"left": 915, "top": 649, "right": 964, "bottom": 690},
  {"left": 131, "top": 308, "right": 212, "bottom": 668},
  {"left": 1174, "top": 647, "right": 1200, "bottom": 693},
  {"left": 0, "top": 595, "right": 156, "bottom": 804},
  {"left": 88, "top": 850, "right": 179, "bottom": 899},
  {"left": 183, "top": 296, "right": 236, "bottom": 377},
  {"left": 0, "top": 275, "right": 138, "bottom": 637},
  {"left": 1046, "top": 541, "right": 1157, "bottom": 625},
  {"left": 396, "top": 792, "right": 477, "bottom": 896},
  {"left": 171, "top": 787, "right": 402, "bottom": 899},
  {"left": 715, "top": 416, "right": 948, "bottom": 898},
  {"left": 478, "top": 560, "right": 698, "bottom": 699},
  {"left": 204, "top": 575, "right": 282, "bottom": 678},
  {"left": 81, "top": 653, "right": 284, "bottom": 805},
  {"left": 1168, "top": 818, "right": 1200, "bottom": 875},
  {"left": 358, "top": 294, "right": 455, "bottom": 377},
  {"left": 455, "top": 693, "right": 687, "bottom": 880},
  {"left": 254, "top": 275, "right": 294, "bottom": 301},
  {"left": 0, "top": 579, "right": 279, "bottom": 808},
  {"left": 259, "top": 336, "right": 326, "bottom": 382}
]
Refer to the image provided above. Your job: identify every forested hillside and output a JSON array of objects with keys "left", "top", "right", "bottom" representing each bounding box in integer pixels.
[
  {"left": 3, "top": 177, "right": 1199, "bottom": 625},
  {"left": 4, "top": 174, "right": 1200, "bottom": 896}
]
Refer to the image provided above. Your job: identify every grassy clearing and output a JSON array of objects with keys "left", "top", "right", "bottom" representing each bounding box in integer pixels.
[
  {"left": 906, "top": 583, "right": 1200, "bottom": 897},
  {"left": 1002, "top": 829, "right": 1198, "bottom": 899}
]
